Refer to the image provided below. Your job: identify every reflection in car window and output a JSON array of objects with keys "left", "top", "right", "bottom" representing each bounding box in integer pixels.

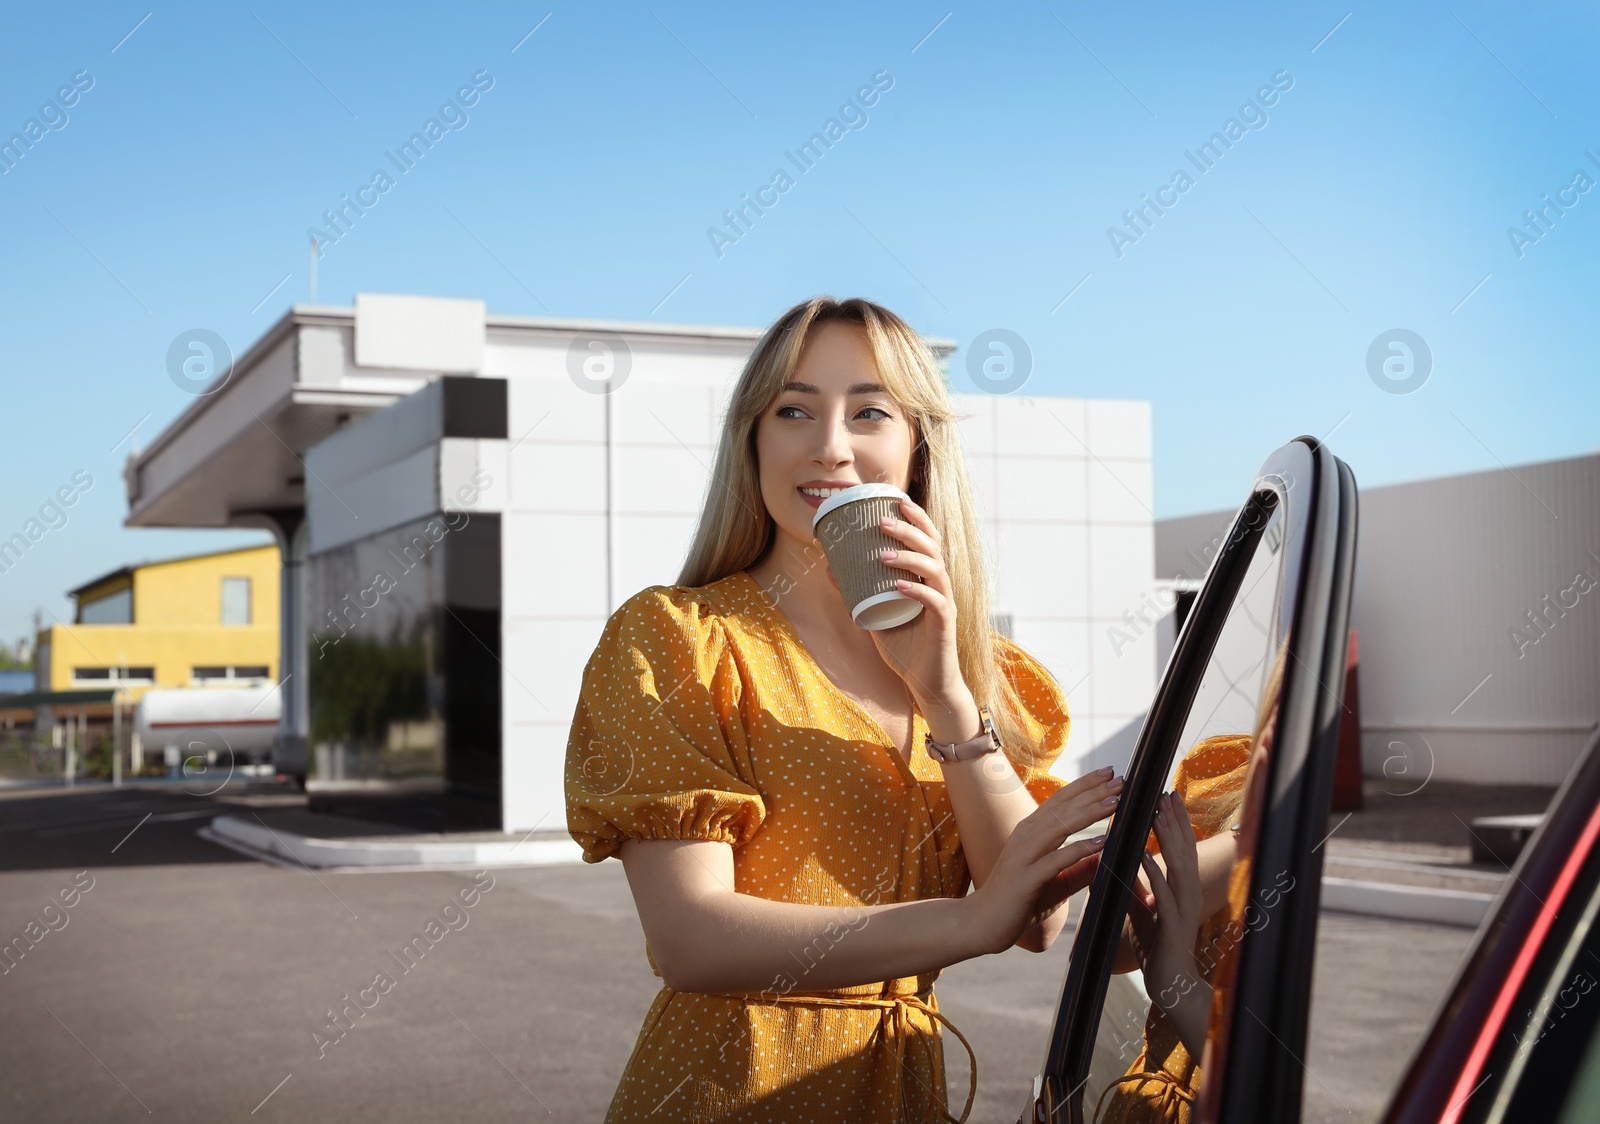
[{"left": 1084, "top": 500, "right": 1289, "bottom": 1123}]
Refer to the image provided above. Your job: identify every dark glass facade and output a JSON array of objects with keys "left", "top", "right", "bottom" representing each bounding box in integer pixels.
[{"left": 305, "top": 509, "right": 502, "bottom": 830}]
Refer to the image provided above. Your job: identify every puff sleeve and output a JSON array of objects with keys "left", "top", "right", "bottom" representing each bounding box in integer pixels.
[
  {"left": 564, "top": 586, "right": 766, "bottom": 864},
  {"left": 992, "top": 635, "right": 1075, "bottom": 805}
]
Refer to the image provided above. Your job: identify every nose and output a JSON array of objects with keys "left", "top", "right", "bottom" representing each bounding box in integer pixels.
[{"left": 812, "top": 409, "right": 853, "bottom": 468}]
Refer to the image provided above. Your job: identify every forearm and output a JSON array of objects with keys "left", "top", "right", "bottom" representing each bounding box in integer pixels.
[
  {"left": 935, "top": 715, "right": 1078, "bottom": 951},
  {"left": 921, "top": 690, "right": 1046, "bottom": 889},
  {"left": 1194, "top": 831, "right": 1237, "bottom": 917},
  {"left": 656, "top": 890, "right": 979, "bottom": 992},
  {"left": 1015, "top": 890, "right": 1074, "bottom": 952},
  {"left": 646, "top": 888, "right": 986, "bottom": 994},
  {"left": 1154, "top": 974, "right": 1212, "bottom": 1059},
  {"left": 942, "top": 758, "right": 1045, "bottom": 887}
]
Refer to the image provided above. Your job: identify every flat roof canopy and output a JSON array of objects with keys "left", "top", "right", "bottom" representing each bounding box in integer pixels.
[
  {"left": 126, "top": 295, "right": 954, "bottom": 532},
  {"left": 127, "top": 301, "right": 444, "bottom": 529}
]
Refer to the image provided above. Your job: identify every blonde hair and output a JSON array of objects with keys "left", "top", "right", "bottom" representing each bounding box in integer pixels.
[{"left": 677, "top": 296, "right": 1029, "bottom": 750}]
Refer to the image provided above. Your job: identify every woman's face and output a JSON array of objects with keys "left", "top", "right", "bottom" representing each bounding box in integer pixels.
[{"left": 753, "top": 319, "right": 918, "bottom": 551}]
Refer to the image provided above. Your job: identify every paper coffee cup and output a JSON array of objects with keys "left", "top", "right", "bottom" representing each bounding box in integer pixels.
[{"left": 811, "top": 483, "right": 925, "bottom": 630}]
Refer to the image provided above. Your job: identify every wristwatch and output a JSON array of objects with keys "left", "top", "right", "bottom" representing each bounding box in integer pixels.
[{"left": 924, "top": 704, "right": 1003, "bottom": 763}]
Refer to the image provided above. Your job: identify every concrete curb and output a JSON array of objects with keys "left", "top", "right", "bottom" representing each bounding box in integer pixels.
[
  {"left": 1322, "top": 876, "right": 1495, "bottom": 929},
  {"left": 204, "top": 816, "right": 1502, "bottom": 928},
  {"left": 207, "top": 813, "right": 586, "bottom": 870}
]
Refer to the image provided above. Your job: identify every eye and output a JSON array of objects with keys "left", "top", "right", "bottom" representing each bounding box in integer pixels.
[
  {"left": 775, "top": 404, "right": 808, "bottom": 419},
  {"left": 857, "top": 405, "right": 892, "bottom": 421}
]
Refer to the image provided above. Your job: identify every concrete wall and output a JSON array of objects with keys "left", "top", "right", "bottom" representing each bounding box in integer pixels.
[{"left": 1154, "top": 452, "right": 1600, "bottom": 786}]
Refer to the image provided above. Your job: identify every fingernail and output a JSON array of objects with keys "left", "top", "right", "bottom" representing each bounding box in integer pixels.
[
  {"left": 1156, "top": 811, "right": 1166, "bottom": 825},
  {"left": 1100, "top": 794, "right": 1119, "bottom": 807},
  {"left": 879, "top": 548, "right": 896, "bottom": 560},
  {"left": 1107, "top": 775, "right": 1125, "bottom": 791},
  {"left": 1089, "top": 834, "right": 1107, "bottom": 844},
  {"left": 1098, "top": 765, "right": 1114, "bottom": 777}
]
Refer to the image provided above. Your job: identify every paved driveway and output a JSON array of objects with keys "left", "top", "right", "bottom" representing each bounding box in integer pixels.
[{"left": 0, "top": 785, "right": 1473, "bottom": 1122}]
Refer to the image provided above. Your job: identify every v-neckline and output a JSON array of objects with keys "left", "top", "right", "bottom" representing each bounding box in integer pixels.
[{"left": 738, "top": 569, "right": 924, "bottom": 780}]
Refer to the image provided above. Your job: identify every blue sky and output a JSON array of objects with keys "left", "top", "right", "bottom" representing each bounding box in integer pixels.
[{"left": 1, "top": 0, "right": 1596, "bottom": 644}]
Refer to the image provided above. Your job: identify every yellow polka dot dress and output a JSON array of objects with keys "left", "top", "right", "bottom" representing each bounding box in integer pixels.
[{"left": 564, "top": 570, "right": 1073, "bottom": 1123}]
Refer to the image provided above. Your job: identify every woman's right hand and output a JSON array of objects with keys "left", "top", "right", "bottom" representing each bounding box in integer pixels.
[{"left": 966, "top": 768, "right": 1123, "bottom": 955}]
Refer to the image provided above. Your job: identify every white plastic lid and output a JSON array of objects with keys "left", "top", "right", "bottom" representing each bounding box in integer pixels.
[
  {"left": 852, "top": 588, "right": 923, "bottom": 630},
  {"left": 811, "top": 482, "right": 910, "bottom": 529}
]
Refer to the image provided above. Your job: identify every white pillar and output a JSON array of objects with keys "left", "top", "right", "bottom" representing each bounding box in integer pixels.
[
  {"left": 286, "top": 518, "right": 310, "bottom": 778},
  {"left": 605, "top": 380, "right": 618, "bottom": 614},
  {"left": 112, "top": 693, "right": 122, "bottom": 787},
  {"left": 242, "top": 511, "right": 310, "bottom": 782}
]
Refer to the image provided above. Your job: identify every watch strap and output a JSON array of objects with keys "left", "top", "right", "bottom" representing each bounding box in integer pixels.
[{"left": 925, "top": 704, "right": 1003, "bottom": 763}]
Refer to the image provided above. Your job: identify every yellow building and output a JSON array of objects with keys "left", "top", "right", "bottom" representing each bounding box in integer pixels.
[{"left": 36, "top": 543, "right": 280, "bottom": 702}]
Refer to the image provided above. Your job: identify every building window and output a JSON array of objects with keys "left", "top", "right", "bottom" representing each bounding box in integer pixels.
[
  {"left": 79, "top": 587, "right": 133, "bottom": 625},
  {"left": 221, "top": 577, "right": 251, "bottom": 626},
  {"left": 73, "top": 666, "right": 154, "bottom": 685},
  {"left": 192, "top": 665, "right": 271, "bottom": 683}
]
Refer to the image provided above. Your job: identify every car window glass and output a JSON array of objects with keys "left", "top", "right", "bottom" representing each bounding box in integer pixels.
[
  {"left": 1506, "top": 859, "right": 1600, "bottom": 1122},
  {"left": 1081, "top": 498, "right": 1288, "bottom": 1122}
]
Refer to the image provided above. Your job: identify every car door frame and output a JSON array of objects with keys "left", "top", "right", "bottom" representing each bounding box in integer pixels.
[
  {"left": 1026, "top": 436, "right": 1358, "bottom": 1124},
  {"left": 1381, "top": 722, "right": 1600, "bottom": 1123}
]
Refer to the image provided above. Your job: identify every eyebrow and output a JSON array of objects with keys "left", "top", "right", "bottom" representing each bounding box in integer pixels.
[{"left": 781, "top": 381, "right": 888, "bottom": 395}]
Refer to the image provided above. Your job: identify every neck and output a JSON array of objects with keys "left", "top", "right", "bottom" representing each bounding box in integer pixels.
[{"left": 748, "top": 530, "right": 871, "bottom": 648}]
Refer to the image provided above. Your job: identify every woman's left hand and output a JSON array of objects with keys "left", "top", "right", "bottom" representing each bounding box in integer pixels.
[{"left": 814, "top": 494, "right": 965, "bottom": 710}]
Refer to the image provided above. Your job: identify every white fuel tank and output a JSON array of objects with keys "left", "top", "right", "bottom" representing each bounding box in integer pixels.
[{"left": 134, "top": 684, "right": 280, "bottom": 754}]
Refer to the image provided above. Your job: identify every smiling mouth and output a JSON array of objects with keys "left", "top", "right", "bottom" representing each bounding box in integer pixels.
[{"left": 797, "top": 485, "right": 854, "bottom": 509}]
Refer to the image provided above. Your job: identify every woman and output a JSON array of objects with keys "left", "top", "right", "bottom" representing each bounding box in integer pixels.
[{"left": 564, "top": 296, "right": 1125, "bottom": 1122}]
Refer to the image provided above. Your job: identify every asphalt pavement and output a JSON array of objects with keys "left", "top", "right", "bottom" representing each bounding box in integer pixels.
[{"left": 0, "top": 782, "right": 1476, "bottom": 1122}]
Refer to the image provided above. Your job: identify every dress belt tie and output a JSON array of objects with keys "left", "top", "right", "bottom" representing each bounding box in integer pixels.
[
  {"left": 1090, "top": 1067, "right": 1197, "bottom": 1124},
  {"left": 718, "top": 982, "right": 978, "bottom": 1124}
]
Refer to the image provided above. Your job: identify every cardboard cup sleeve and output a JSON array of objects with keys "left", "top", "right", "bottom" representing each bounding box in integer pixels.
[{"left": 811, "top": 484, "right": 925, "bottom": 631}]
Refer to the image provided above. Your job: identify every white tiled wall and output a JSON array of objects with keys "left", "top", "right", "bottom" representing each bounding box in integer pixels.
[
  {"left": 613, "top": 515, "right": 698, "bottom": 597},
  {"left": 500, "top": 358, "right": 1156, "bottom": 832},
  {"left": 497, "top": 336, "right": 749, "bottom": 833},
  {"left": 954, "top": 393, "right": 1156, "bottom": 781},
  {"left": 614, "top": 447, "right": 714, "bottom": 515}
]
